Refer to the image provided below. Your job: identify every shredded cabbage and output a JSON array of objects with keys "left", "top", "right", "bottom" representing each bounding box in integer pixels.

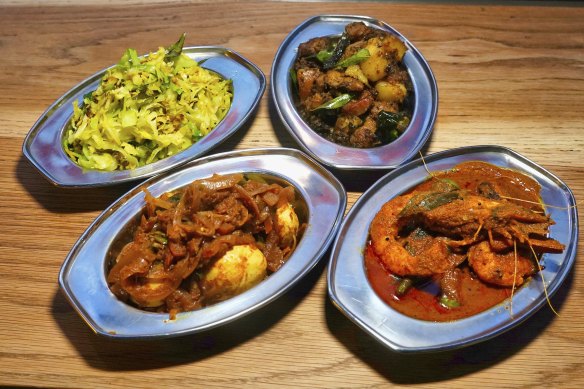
[{"left": 64, "top": 34, "right": 232, "bottom": 171}]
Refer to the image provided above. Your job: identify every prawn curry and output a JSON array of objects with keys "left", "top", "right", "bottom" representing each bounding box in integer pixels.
[
  {"left": 367, "top": 161, "right": 565, "bottom": 321},
  {"left": 107, "top": 173, "right": 305, "bottom": 319}
]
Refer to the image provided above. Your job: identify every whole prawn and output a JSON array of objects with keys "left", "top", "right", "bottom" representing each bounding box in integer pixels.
[
  {"left": 369, "top": 162, "right": 564, "bottom": 285},
  {"left": 369, "top": 192, "right": 465, "bottom": 277}
]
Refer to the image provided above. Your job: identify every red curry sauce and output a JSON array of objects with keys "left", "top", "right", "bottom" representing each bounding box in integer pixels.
[
  {"left": 365, "top": 161, "right": 545, "bottom": 322},
  {"left": 364, "top": 244, "right": 513, "bottom": 321}
]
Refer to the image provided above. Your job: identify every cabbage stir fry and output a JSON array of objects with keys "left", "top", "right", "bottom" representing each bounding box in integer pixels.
[
  {"left": 107, "top": 173, "right": 305, "bottom": 318},
  {"left": 64, "top": 34, "right": 232, "bottom": 171}
]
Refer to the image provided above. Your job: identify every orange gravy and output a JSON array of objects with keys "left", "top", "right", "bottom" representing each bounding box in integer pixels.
[
  {"left": 365, "top": 161, "right": 542, "bottom": 322},
  {"left": 364, "top": 244, "right": 512, "bottom": 321}
]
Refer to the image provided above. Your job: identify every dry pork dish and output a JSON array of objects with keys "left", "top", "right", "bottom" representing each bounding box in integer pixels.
[
  {"left": 107, "top": 173, "right": 305, "bottom": 318},
  {"left": 292, "top": 22, "right": 413, "bottom": 148},
  {"left": 366, "top": 161, "right": 565, "bottom": 321}
]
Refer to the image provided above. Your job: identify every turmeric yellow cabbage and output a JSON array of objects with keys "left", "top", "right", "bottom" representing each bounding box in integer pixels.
[{"left": 64, "top": 34, "right": 232, "bottom": 171}]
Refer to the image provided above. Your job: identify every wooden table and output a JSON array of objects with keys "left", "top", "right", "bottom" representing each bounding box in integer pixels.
[{"left": 1, "top": 1, "right": 583, "bottom": 387}]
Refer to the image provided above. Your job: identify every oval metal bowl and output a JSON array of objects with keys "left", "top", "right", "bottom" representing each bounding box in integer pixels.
[
  {"left": 59, "top": 148, "right": 347, "bottom": 338},
  {"left": 328, "top": 145, "right": 578, "bottom": 352},
  {"left": 271, "top": 15, "right": 437, "bottom": 170},
  {"left": 23, "top": 46, "right": 266, "bottom": 188}
]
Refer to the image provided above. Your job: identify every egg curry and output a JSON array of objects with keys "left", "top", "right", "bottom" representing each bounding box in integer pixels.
[{"left": 107, "top": 173, "right": 305, "bottom": 318}]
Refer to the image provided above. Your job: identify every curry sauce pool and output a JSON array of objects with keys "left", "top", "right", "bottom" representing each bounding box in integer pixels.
[{"left": 367, "top": 161, "right": 565, "bottom": 321}]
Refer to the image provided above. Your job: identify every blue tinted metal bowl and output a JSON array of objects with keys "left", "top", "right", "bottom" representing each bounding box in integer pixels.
[
  {"left": 59, "top": 148, "right": 347, "bottom": 338},
  {"left": 328, "top": 145, "right": 578, "bottom": 352},
  {"left": 23, "top": 47, "right": 265, "bottom": 188},
  {"left": 271, "top": 15, "right": 437, "bottom": 170}
]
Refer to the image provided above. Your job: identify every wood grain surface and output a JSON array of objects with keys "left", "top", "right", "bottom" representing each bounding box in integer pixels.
[{"left": 1, "top": 1, "right": 583, "bottom": 388}]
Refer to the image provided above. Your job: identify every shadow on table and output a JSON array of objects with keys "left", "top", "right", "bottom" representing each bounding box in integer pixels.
[
  {"left": 15, "top": 105, "right": 257, "bottom": 213},
  {"left": 15, "top": 155, "right": 136, "bottom": 214},
  {"left": 324, "top": 269, "right": 574, "bottom": 384},
  {"left": 51, "top": 248, "right": 328, "bottom": 372}
]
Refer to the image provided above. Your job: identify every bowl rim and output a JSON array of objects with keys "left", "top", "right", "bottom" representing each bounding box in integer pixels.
[
  {"left": 22, "top": 46, "right": 266, "bottom": 188},
  {"left": 271, "top": 14, "right": 438, "bottom": 170},
  {"left": 327, "top": 145, "right": 579, "bottom": 352},
  {"left": 59, "top": 147, "right": 348, "bottom": 338}
]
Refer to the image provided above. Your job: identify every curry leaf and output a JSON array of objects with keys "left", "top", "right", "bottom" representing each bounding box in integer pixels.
[
  {"left": 165, "top": 33, "right": 186, "bottom": 62},
  {"left": 376, "top": 111, "right": 410, "bottom": 144},
  {"left": 322, "top": 33, "right": 350, "bottom": 70},
  {"left": 398, "top": 191, "right": 461, "bottom": 218},
  {"left": 316, "top": 50, "right": 333, "bottom": 63},
  {"left": 336, "top": 49, "right": 371, "bottom": 68},
  {"left": 289, "top": 68, "right": 298, "bottom": 89},
  {"left": 311, "top": 94, "right": 352, "bottom": 110}
]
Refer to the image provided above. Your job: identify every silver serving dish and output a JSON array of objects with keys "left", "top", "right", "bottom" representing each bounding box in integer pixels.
[
  {"left": 328, "top": 145, "right": 578, "bottom": 352},
  {"left": 23, "top": 47, "right": 265, "bottom": 188},
  {"left": 59, "top": 148, "right": 347, "bottom": 338},
  {"left": 271, "top": 15, "right": 437, "bottom": 170}
]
